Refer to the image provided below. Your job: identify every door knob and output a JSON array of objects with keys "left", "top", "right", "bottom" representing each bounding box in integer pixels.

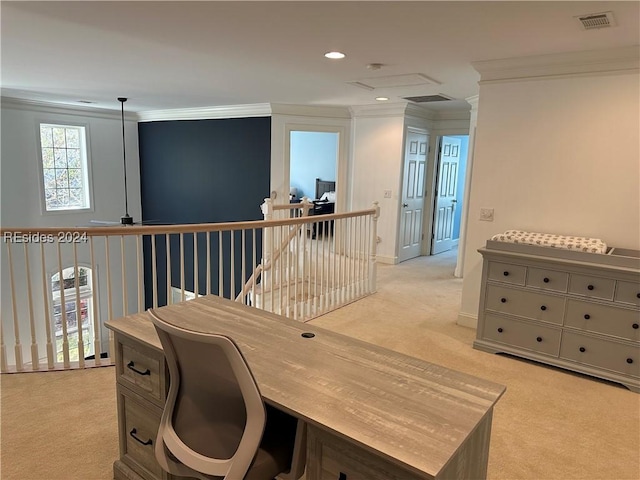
[
  {"left": 451, "top": 199, "right": 457, "bottom": 203},
  {"left": 403, "top": 203, "right": 408, "bottom": 207}
]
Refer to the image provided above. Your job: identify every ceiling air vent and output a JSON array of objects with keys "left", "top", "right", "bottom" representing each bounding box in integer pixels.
[
  {"left": 403, "top": 94, "right": 453, "bottom": 103},
  {"left": 576, "top": 11, "right": 616, "bottom": 30}
]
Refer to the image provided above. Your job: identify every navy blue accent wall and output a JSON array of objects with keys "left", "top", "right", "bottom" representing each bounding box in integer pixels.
[{"left": 138, "top": 117, "right": 271, "bottom": 308}]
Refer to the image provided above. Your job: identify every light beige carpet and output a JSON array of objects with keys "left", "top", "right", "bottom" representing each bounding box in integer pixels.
[{"left": 2, "top": 249, "right": 639, "bottom": 480}]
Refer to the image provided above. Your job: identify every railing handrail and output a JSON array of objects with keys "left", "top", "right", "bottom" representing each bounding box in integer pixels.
[{"left": 0, "top": 208, "right": 377, "bottom": 237}]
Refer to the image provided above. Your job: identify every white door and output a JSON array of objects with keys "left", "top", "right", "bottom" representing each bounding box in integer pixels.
[
  {"left": 398, "top": 130, "right": 428, "bottom": 263},
  {"left": 431, "top": 136, "right": 461, "bottom": 255}
]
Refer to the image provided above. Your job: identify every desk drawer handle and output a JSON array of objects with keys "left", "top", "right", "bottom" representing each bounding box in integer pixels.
[
  {"left": 129, "top": 428, "right": 153, "bottom": 446},
  {"left": 543, "top": 277, "right": 550, "bottom": 283},
  {"left": 579, "top": 347, "right": 586, "bottom": 353},
  {"left": 584, "top": 314, "right": 591, "bottom": 320},
  {"left": 633, "top": 323, "right": 639, "bottom": 329},
  {"left": 627, "top": 358, "right": 634, "bottom": 364},
  {"left": 339, "top": 473, "right": 347, "bottom": 480},
  {"left": 127, "top": 361, "right": 150, "bottom": 376},
  {"left": 540, "top": 305, "right": 547, "bottom": 311},
  {"left": 497, "top": 327, "right": 503, "bottom": 333},
  {"left": 536, "top": 337, "right": 543, "bottom": 342},
  {"left": 503, "top": 271, "right": 509, "bottom": 276},
  {"left": 587, "top": 284, "right": 595, "bottom": 291},
  {"left": 500, "top": 297, "right": 507, "bottom": 303}
]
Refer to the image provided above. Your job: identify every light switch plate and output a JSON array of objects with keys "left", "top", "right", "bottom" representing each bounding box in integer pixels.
[
  {"left": 480, "top": 208, "right": 494, "bottom": 222},
  {"left": 383, "top": 190, "right": 392, "bottom": 198}
]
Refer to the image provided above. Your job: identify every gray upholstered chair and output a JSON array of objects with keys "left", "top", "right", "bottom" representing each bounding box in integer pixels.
[{"left": 149, "top": 309, "right": 305, "bottom": 480}]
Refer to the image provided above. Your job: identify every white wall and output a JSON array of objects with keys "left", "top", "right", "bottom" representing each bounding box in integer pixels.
[
  {"left": 350, "top": 113, "right": 406, "bottom": 263},
  {"left": 1, "top": 99, "right": 142, "bottom": 365},
  {"left": 460, "top": 70, "right": 640, "bottom": 325}
]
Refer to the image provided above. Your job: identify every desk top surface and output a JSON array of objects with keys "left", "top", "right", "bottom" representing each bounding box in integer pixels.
[{"left": 106, "top": 295, "right": 505, "bottom": 479}]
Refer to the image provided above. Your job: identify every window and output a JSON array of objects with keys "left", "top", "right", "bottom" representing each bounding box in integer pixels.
[
  {"left": 51, "top": 266, "right": 95, "bottom": 362},
  {"left": 39, "top": 123, "right": 91, "bottom": 211}
]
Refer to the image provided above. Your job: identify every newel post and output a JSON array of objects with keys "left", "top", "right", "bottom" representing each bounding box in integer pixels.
[{"left": 369, "top": 201, "right": 380, "bottom": 293}]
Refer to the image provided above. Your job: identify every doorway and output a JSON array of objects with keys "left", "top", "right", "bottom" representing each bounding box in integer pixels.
[
  {"left": 289, "top": 131, "right": 338, "bottom": 202},
  {"left": 430, "top": 135, "right": 469, "bottom": 255}
]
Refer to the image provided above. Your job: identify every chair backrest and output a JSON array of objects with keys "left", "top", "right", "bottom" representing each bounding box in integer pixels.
[{"left": 149, "top": 308, "right": 266, "bottom": 479}]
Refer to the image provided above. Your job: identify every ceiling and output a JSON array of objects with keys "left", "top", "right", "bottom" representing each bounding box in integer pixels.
[{"left": 2, "top": 1, "right": 639, "bottom": 113}]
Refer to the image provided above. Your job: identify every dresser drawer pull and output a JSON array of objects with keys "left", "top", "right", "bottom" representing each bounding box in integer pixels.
[
  {"left": 540, "top": 305, "right": 547, "bottom": 311},
  {"left": 500, "top": 297, "right": 507, "bottom": 303},
  {"left": 129, "top": 428, "right": 153, "bottom": 446},
  {"left": 127, "top": 361, "right": 151, "bottom": 376},
  {"left": 543, "top": 277, "right": 550, "bottom": 283},
  {"left": 637, "top": 293, "right": 640, "bottom": 299},
  {"left": 587, "top": 284, "right": 595, "bottom": 291},
  {"left": 579, "top": 347, "right": 586, "bottom": 353},
  {"left": 503, "top": 271, "right": 509, "bottom": 276},
  {"left": 536, "top": 337, "right": 543, "bottom": 342},
  {"left": 497, "top": 327, "right": 503, "bottom": 333},
  {"left": 627, "top": 358, "right": 634, "bottom": 364},
  {"left": 633, "top": 323, "right": 639, "bottom": 329},
  {"left": 339, "top": 473, "right": 347, "bottom": 480},
  {"left": 584, "top": 314, "right": 591, "bottom": 320}
]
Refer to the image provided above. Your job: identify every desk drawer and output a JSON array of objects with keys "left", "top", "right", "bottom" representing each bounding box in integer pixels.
[
  {"left": 568, "top": 274, "right": 615, "bottom": 301},
  {"left": 482, "top": 314, "right": 561, "bottom": 356},
  {"left": 485, "top": 285, "right": 565, "bottom": 325},
  {"left": 559, "top": 332, "right": 640, "bottom": 379},
  {"left": 565, "top": 300, "right": 640, "bottom": 342},
  {"left": 118, "top": 386, "right": 165, "bottom": 480},
  {"left": 487, "top": 262, "right": 526, "bottom": 286},
  {"left": 117, "top": 335, "right": 166, "bottom": 405},
  {"left": 307, "top": 427, "right": 417, "bottom": 480}
]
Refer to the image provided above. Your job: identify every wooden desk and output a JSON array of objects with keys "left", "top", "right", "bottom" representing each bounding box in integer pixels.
[{"left": 106, "top": 295, "right": 505, "bottom": 480}]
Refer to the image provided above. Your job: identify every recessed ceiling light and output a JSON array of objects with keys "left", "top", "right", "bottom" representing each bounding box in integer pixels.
[
  {"left": 375, "top": 97, "right": 389, "bottom": 101},
  {"left": 325, "top": 51, "right": 346, "bottom": 60}
]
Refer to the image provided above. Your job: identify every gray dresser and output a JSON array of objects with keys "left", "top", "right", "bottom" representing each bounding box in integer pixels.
[{"left": 474, "top": 240, "right": 640, "bottom": 392}]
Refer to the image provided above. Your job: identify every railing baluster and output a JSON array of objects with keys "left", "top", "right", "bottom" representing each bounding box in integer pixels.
[
  {"left": 136, "top": 235, "right": 143, "bottom": 313},
  {"left": 89, "top": 237, "right": 101, "bottom": 366},
  {"left": 7, "top": 242, "right": 23, "bottom": 371},
  {"left": 166, "top": 234, "right": 171, "bottom": 305},
  {"left": 180, "top": 233, "right": 185, "bottom": 302},
  {"left": 194, "top": 232, "right": 199, "bottom": 298},
  {"left": 73, "top": 243, "right": 85, "bottom": 367},
  {"left": 230, "top": 230, "right": 235, "bottom": 301},
  {"left": 251, "top": 229, "right": 257, "bottom": 307},
  {"left": 57, "top": 242, "right": 70, "bottom": 368},
  {"left": 41, "top": 242, "right": 55, "bottom": 368},
  {"left": 120, "top": 236, "right": 128, "bottom": 317},
  {"left": 241, "top": 230, "right": 246, "bottom": 305},
  {"left": 23, "top": 243, "right": 38, "bottom": 370},
  {"left": 206, "top": 232, "right": 212, "bottom": 295},
  {"left": 218, "top": 231, "right": 223, "bottom": 297},
  {"left": 151, "top": 234, "right": 158, "bottom": 309},
  {"left": 0, "top": 317, "right": 7, "bottom": 372}
]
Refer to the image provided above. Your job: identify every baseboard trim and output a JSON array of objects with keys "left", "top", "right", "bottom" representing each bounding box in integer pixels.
[
  {"left": 376, "top": 254, "right": 397, "bottom": 265},
  {"left": 457, "top": 312, "right": 477, "bottom": 329}
]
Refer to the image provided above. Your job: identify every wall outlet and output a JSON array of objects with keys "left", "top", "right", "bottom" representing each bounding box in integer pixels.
[
  {"left": 383, "top": 190, "right": 392, "bottom": 198},
  {"left": 480, "top": 208, "right": 494, "bottom": 222}
]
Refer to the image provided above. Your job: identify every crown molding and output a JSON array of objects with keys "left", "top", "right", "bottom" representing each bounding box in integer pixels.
[
  {"left": 349, "top": 102, "right": 410, "bottom": 118},
  {"left": 1, "top": 96, "right": 130, "bottom": 120},
  {"left": 270, "top": 103, "right": 351, "bottom": 119},
  {"left": 137, "top": 103, "right": 272, "bottom": 122},
  {"left": 473, "top": 46, "right": 640, "bottom": 83}
]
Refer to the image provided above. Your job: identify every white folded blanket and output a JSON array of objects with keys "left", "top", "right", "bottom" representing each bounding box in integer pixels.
[{"left": 491, "top": 230, "right": 607, "bottom": 254}]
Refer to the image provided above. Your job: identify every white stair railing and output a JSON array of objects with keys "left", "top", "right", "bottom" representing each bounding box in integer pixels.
[{"left": 1, "top": 203, "right": 379, "bottom": 373}]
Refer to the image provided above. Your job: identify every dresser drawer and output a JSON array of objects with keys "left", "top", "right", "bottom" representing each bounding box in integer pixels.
[
  {"left": 487, "top": 261, "right": 526, "bottom": 286},
  {"left": 565, "top": 299, "right": 640, "bottom": 342},
  {"left": 568, "top": 274, "right": 615, "bottom": 301},
  {"left": 118, "top": 387, "right": 165, "bottom": 480},
  {"left": 526, "top": 267, "right": 568, "bottom": 293},
  {"left": 116, "top": 335, "right": 166, "bottom": 405},
  {"left": 485, "top": 285, "right": 565, "bottom": 325},
  {"left": 614, "top": 280, "right": 640, "bottom": 307},
  {"left": 482, "top": 314, "right": 561, "bottom": 356},
  {"left": 560, "top": 332, "right": 640, "bottom": 379}
]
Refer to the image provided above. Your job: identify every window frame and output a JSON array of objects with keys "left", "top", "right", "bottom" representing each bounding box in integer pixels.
[{"left": 35, "top": 119, "right": 95, "bottom": 215}]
